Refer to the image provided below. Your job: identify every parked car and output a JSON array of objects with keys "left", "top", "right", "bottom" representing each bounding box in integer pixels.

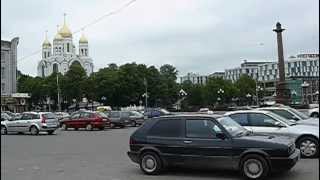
[
  {"left": 308, "top": 107, "right": 319, "bottom": 118},
  {"left": 1, "top": 112, "right": 12, "bottom": 121},
  {"left": 1, "top": 112, "right": 59, "bottom": 135},
  {"left": 127, "top": 114, "right": 300, "bottom": 179},
  {"left": 128, "top": 111, "right": 146, "bottom": 126},
  {"left": 257, "top": 106, "right": 319, "bottom": 126},
  {"left": 144, "top": 108, "right": 171, "bottom": 118},
  {"left": 60, "top": 111, "right": 110, "bottom": 131},
  {"left": 107, "top": 111, "right": 132, "bottom": 128},
  {"left": 55, "top": 112, "right": 70, "bottom": 122},
  {"left": 225, "top": 110, "right": 319, "bottom": 158}
]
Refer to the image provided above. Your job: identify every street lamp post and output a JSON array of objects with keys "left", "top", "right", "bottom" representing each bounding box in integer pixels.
[
  {"left": 101, "top": 96, "right": 107, "bottom": 106},
  {"left": 217, "top": 88, "right": 225, "bottom": 104},
  {"left": 256, "top": 85, "right": 263, "bottom": 106},
  {"left": 246, "top": 93, "right": 252, "bottom": 106}
]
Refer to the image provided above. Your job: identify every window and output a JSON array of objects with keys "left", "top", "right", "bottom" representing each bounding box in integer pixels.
[
  {"left": 81, "top": 49, "right": 84, "bottom": 55},
  {"left": 81, "top": 112, "right": 91, "bottom": 118},
  {"left": 53, "top": 64, "right": 58, "bottom": 73},
  {"left": 229, "top": 113, "right": 249, "bottom": 126},
  {"left": 248, "top": 113, "right": 278, "bottom": 127},
  {"left": 268, "top": 109, "right": 295, "bottom": 120},
  {"left": 121, "top": 111, "right": 130, "bottom": 118},
  {"left": 71, "top": 113, "right": 80, "bottom": 120},
  {"left": 148, "top": 119, "right": 183, "bottom": 137},
  {"left": 43, "top": 113, "right": 56, "bottom": 119},
  {"left": 41, "top": 65, "right": 45, "bottom": 77},
  {"left": 67, "top": 43, "right": 70, "bottom": 52},
  {"left": 109, "top": 111, "right": 120, "bottom": 118},
  {"left": 186, "top": 119, "right": 221, "bottom": 138},
  {"left": 21, "top": 113, "right": 35, "bottom": 120}
]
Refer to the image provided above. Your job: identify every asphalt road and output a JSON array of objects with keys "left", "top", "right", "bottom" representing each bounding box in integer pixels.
[{"left": 1, "top": 127, "right": 319, "bottom": 180}]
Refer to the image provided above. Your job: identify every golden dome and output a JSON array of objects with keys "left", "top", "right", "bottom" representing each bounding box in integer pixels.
[
  {"left": 53, "top": 25, "right": 63, "bottom": 40},
  {"left": 42, "top": 31, "right": 51, "bottom": 47},
  {"left": 59, "top": 14, "right": 72, "bottom": 38},
  {"left": 79, "top": 33, "right": 88, "bottom": 43},
  {"left": 59, "top": 24, "right": 72, "bottom": 38}
]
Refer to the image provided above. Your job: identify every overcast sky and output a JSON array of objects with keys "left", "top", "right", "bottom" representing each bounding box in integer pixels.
[{"left": 1, "top": 0, "right": 319, "bottom": 77}]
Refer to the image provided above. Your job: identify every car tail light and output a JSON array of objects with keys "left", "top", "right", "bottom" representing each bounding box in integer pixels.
[
  {"left": 129, "top": 138, "right": 135, "bottom": 145},
  {"left": 41, "top": 115, "right": 46, "bottom": 123}
]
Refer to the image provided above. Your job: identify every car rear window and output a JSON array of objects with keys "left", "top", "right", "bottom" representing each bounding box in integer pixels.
[
  {"left": 110, "top": 111, "right": 120, "bottom": 117},
  {"left": 43, "top": 113, "right": 56, "bottom": 119},
  {"left": 148, "top": 119, "right": 183, "bottom": 137}
]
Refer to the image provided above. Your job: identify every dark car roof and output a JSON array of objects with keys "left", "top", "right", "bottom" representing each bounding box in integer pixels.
[{"left": 157, "top": 114, "right": 223, "bottom": 119}]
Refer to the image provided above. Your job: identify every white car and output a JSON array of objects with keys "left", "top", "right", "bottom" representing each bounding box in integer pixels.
[
  {"left": 1, "top": 112, "right": 59, "bottom": 135},
  {"left": 225, "top": 110, "right": 319, "bottom": 158},
  {"left": 309, "top": 107, "right": 319, "bottom": 118},
  {"left": 257, "top": 106, "right": 318, "bottom": 126}
]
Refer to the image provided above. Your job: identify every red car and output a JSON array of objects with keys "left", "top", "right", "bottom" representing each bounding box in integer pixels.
[{"left": 60, "top": 110, "right": 110, "bottom": 131}]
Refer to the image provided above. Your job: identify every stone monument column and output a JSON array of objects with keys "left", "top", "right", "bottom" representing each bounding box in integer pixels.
[{"left": 273, "top": 22, "right": 290, "bottom": 105}]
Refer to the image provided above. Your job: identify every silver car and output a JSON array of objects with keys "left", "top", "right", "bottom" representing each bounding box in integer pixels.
[
  {"left": 225, "top": 110, "right": 319, "bottom": 158},
  {"left": 1, "top": 112, "right": 59, "bottom": 135},
  {"left": 257, "top": 106, "right": 319, "bottom": 126}
]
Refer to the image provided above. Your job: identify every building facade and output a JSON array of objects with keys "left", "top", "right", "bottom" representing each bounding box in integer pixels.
[
  {"left": 258, "top": 54, "right": 319, "bottom": 82},
  {"left": 224, "top": 61, "right": 269, "bottom": 82},
  {"left": 37, "top": 18, "right": 94, "bottom": 77},
  {"left": 1, "top": 37, "right": 30, "bottom": 112},
  {"left": 180, "top": 73, "right": 208, "bottom": 85},
  {"left": 1, "top": 37, "right": 19, "bottom": 96},
  {"left": 257, "top": 54, "right": 319, "bottom": 104}
]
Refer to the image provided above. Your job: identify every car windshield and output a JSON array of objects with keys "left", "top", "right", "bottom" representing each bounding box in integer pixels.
[
  {"left": 287, "top": 107, "right": 309, "bottom": 120},
  {"left": 267, "top": 112, "right": 296, "bottom": 126},
  {"left": 110, "top": 111, "right": 120, "bottom": 117},
  {"left": 216, "top": 116, "right": 247, "bottom": 137},
  {"left": 160, "top": 109, "right": 170, "bottom": 114}
]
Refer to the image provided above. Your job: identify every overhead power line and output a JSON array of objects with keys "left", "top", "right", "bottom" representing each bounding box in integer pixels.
[{"left": 18, "top": 0, "right": 137, "bottom": 63}]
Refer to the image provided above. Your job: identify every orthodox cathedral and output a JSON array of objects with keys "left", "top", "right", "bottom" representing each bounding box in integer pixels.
[{"left": 37, "top": 16, "right": 94, "bottom": 77}]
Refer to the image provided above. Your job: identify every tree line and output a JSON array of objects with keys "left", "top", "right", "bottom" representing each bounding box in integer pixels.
[{"left": 18, "top": 62, "right": 257, "bottom": 111}]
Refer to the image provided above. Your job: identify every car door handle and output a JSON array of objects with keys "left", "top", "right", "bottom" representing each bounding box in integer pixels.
[{"left": 183, "top": 140, "right": 192, "bottom": 144}]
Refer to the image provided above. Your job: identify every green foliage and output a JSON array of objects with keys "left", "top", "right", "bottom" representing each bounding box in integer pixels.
[{"left": 17, "top": 62, "right": 257, "bottom": 111}]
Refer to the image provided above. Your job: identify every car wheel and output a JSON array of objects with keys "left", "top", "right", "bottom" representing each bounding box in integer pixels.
[
  {"left": 47, "top": 130, "right": 55, "bottom": 135},
  {"left": 61, "top": 124, "right": 68, "bottom": 131},
  {"left": 74, "top": 128, "right": 78, "bottom": 131},
  {"left": 241, "top": 154, "right": 269, "bottom": 180},
  {"left": 1, "top": 126, "right": 7, "bottom": 135},
  {"left": 297, "top": 136, "right": 319, "bottom": 158},
  {"left": 140, "top": 152, "right": 162, "bottom": 175},
  {"left": 98, "top": 127, "right": 105, "bottom": 130},
  {"left": 86, "top": 124, "right": 93, "bottom": 131},
  {"left": 310, "top": 112, "right": 319, "bottom": 118},
  {"left": 30, "top": 126, "right": 39, "bottom": 135}
]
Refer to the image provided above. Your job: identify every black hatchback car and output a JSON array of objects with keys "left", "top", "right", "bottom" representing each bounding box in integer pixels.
[{"left": 127, "top": 115, "right": 300, "bottom": 179}]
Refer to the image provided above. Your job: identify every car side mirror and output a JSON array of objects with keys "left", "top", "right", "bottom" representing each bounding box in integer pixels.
[
  {"left": 274, "top": 121, "right": 285, "bottom": 127},
  {"left": 216, "top": 132, "right": 227, "bottom": 140},
  {"left": 292, "top": 117, "right": 299, "bottom": 121}
]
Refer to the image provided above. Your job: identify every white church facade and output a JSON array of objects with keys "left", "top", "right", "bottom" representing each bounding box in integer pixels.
[{"left": 37, "top": 17, "right": 94, "bottom": 77}]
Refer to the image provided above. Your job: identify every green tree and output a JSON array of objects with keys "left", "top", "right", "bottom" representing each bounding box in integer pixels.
[
  {"left": 158, "top": 64, "right": 179, "bottom": 108},
  {"left": 62, "top": 62, "right": 87, "bottom": 103}
]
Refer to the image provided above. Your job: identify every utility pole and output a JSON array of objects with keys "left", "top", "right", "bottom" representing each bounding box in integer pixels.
[
  {"left": 57, "top": 74, "right": 61, "bottom": 111},
  {"left": 143, "top": 78, "right": 148, "bottom": 109}
]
